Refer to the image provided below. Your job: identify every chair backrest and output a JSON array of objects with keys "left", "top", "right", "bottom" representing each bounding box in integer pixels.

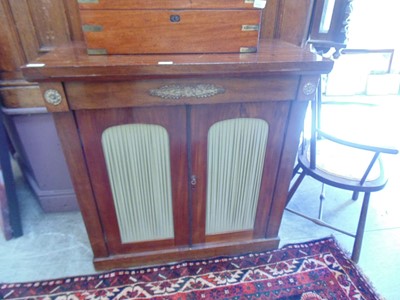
[{"left": 305, "top": 80, "right": 398, "bottom": 187}]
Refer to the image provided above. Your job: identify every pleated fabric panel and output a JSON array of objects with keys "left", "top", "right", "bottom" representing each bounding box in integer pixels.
[
  {"left": 101, "top": 124, "right": 174, "bottom": 244},
  {"left": 206, "top": 118, "right": 269, "bottom": 235}
]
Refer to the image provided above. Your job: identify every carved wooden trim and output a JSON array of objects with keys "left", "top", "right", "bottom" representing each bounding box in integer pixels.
[
  {"left": 149, "top": 84, "right": 225, "bottom": 100},
  {"left": 341, "top": 0, "right": 354, "bottom": 45}
]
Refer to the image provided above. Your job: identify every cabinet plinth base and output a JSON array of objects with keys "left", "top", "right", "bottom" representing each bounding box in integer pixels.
[{"left": 93, "top": 238, "right": 280, "bottom": 271}]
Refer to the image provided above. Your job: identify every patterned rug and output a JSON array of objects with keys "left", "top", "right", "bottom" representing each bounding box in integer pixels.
[{"left": 0, "top": 237, "right": 381, "bottom": 299}]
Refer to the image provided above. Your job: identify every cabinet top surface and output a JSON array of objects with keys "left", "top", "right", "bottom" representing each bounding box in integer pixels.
[{"left": 22, "top": 39, "right": 333, "bottom": 82}]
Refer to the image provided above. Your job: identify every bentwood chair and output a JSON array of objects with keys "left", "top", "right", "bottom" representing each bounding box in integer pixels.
[{"left": 286, "top": 84, "right": 398, "bottom": 263}]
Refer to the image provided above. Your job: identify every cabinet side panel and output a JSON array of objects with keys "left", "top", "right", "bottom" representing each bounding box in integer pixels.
[
  {"left": 274, "top": 0, "right": 313, "bottom": 46},
  {"left": 101, "top": 124, "right": 174, "bottom": 243},
  {"left": 260, "top": 0, "right": 279, "bottom": 39},
  {"left": 63, "top": 0, "right": 84, "bottom": 42},
  {"left": 266, "top": 101, "right": 309, "bottom": 237},
  {"left": 206, "top": 118, "right": 269, "bottom": 234},
  {"left": 52, "top": 112, "right": 109, "bottom": 257}
]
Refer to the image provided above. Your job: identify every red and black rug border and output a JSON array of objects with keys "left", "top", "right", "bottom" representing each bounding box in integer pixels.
[{"left": 0, "top": 237, "right": 382, "bottom": 299}]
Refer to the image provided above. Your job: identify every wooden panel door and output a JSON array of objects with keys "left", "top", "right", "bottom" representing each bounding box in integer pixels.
[
  {"left": 190, "top": 101, "right": 290, "bottom": 245},
  {"left": 75, "top": 106, "right": 189, "bottom": 255},
  {"left": 7, "top": 0, "right": 82, "bottom": 62}
]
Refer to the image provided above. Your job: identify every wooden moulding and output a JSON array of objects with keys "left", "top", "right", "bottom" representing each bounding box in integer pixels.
[
  {"left": 78, "top": 0, "right": 259, "bottom": 10},
  {"left": 20, "top": 40, "right": 334, "bottom": 83},
  {"left": 0, "top": 85, "right": 43, "bottom": 108},
  {"left": 94, "top": 238, "right": 280, "bottom": 270}
]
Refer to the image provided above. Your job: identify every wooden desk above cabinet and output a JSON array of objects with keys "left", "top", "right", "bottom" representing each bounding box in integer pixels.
[{"left": 22, "top": 39, "right": 333, "bottom": 270}]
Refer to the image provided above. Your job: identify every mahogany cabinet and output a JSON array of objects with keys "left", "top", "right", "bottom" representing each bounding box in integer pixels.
[{"left": 22, "top": 40, "right": 333, "bottom": 269}]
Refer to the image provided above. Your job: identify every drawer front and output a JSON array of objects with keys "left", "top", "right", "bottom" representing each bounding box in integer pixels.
[
  {"left": 65, "top": 76, "right": 300, "bottom": 110},
  {"left": 78, "top": 0, "right": 258, "bottom": 10},
  {"left": 80, "top": 10, "right": 261, "bottom": 54}
]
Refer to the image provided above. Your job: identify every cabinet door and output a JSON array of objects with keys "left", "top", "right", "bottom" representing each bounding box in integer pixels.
[
  {"left": 7, "top": 0, "right": 82, "bottom": 62},
  {"left": 1, "top": 0, "right": 82, "bottom": 80},
  {"left": 190, "top": 102, "right": 290, "bottom": 245},
  {"left": 75, "top": 106, "right": 189, "bottom": 255}
]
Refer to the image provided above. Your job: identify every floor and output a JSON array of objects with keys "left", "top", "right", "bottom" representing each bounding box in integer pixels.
[{"left": 0, "top": 95, "right": 399, "bottom": 299}]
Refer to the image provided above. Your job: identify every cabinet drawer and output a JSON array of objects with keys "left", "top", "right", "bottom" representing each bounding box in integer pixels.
[
  {"left": 65, "top": 76, "right": 299, "bottom": 110},
  {"left": 80, "top": 9, "right": 262, "bottom": 54}
]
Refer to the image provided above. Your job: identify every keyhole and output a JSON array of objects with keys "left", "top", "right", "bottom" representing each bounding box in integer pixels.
[
  {"left": 190, "top": 175, "right": 197, "bottom": 186},
  {"left": 170, "top": 15, "right": 181, "bottom": 23}
]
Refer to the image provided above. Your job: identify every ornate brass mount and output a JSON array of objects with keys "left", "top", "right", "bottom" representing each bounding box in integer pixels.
[{"left": 149, "top": 84, "right": 225, "bottom": 100}]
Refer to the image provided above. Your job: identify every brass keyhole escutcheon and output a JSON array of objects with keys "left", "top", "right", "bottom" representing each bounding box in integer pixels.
[
  {"left": 170, "top": 15, "right": 181, "bottom": 23},
  {"left": 190, "top": 175, "right": 197, "bottom": 187}
]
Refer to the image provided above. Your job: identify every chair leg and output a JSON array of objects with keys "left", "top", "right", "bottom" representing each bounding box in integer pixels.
[
  {"left": 352, "top": 191, "right": 359, "bottom": 201},
  {"left": 292, "top": 163, "right": 301, "bottom": 178},
  {"left": 286, "top": 170, "right": 306, "bottom": 206},
  {"left": 318, "top": 184, "right": 325, "bottom": 220},
  {"left": 351, "top": 192, "right": 371, "bottom": 263}
]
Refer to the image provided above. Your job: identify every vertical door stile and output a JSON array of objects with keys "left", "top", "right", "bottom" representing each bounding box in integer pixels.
[{"left": 186, "top": 105, "right": 194, "bottom": 247}]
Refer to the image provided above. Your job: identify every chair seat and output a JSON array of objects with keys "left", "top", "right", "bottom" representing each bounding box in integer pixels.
[
  {"left": 298, "top": 138, "right": 387, "bottom": 192},
  {"left": 287, "top": 82, "right": 399, "bottom": 264}
]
